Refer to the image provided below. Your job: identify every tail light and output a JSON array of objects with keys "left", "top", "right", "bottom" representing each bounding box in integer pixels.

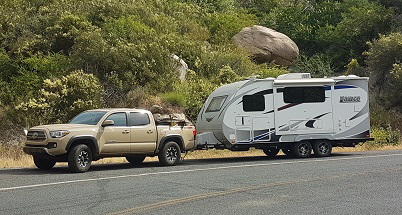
[{"left": 193, "top": 130, "right": 197, "bottom": 136}]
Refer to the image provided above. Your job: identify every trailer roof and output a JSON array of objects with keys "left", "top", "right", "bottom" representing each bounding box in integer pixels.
[{"left": 273, "top": 78, "right": 335, "bottom": 86}]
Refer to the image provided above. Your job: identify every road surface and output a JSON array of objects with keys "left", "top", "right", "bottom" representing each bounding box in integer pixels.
[{"left": 1, "top": 150, "right": 402, "bottom": 215}]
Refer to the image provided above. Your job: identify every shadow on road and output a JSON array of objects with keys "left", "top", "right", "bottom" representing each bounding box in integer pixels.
[{"left": 1, "top": 152, "right": 354, "bottom": 175}]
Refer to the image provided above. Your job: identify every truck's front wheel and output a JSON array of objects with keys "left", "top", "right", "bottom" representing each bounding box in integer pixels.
[
  {"left": 158, "top": 141, "right": 181, "bottom": 166},
  {"left": 68, "top": 144, "right": 92, "bottom": 173},
  {"left": 33, "top": 156, "right": 56, "bottom": 170}
]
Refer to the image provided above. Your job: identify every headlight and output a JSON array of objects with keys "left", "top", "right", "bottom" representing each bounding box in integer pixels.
[{"left": 49, "top": 130, "right": 70, "bottom": 138}]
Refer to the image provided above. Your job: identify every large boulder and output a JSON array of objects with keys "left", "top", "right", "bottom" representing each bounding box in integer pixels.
[{"left": 233, "top": 25, "right": 299, "bottom": 66}]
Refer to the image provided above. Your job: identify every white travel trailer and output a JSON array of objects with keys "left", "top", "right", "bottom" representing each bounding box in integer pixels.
[{"left": 196, "top": 73, "right": 373, "bottom": 158}]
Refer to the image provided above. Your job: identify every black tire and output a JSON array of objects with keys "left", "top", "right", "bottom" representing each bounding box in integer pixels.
[
  {"left": 126, "top": 155, "right": 146, "bottom": 165},
  {"left": 313, "top": 140, "right": 332, "bottom": 157},
  {"left": 292, "top": 141, "right": 312, "bottom": 158},
  {"left": 68, "top": 144, "right": 92, "bottom": 173},
  {"left": 158, "top": 141, "right": 181, "bottom": 166},
  {"left": 33, "top": 156, "right": 56, "bottom": 170},
  {"left": 262, "top": 148, "right": 280, "bottom": 157},
  {"left": 282, "top": 148, "right": 292, "bottom": 156}
]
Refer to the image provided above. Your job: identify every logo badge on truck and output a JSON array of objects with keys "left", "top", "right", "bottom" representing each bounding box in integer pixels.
[{"left": 31, "top": 132, "right": 39, "bottom": 139}]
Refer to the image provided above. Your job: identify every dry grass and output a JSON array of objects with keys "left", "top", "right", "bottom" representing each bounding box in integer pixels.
[{"left": 1, "top": 144, "right": 402, "bottom": 169}]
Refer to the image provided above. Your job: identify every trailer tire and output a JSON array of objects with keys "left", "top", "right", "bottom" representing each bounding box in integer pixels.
[
  {"left": 68, "top": 144, "right": 92, "bottom": 173},
  {"left": 292, "top": 141, "right": 312, "bottom": 158},
  {"left": 33, "top": 156, "right": 56, "bottom": 170},
  {"left": 126, "top": 155, "right": 146, "bottom": 165},
  {"left": 262, "top": 148, "right": 280, "bottom": 157},
  {"left": 158, "top": 141, "right": 181, "bottom": 166},
  {"left": 313, "top": 140, "right": 332, "bottom": 157}
]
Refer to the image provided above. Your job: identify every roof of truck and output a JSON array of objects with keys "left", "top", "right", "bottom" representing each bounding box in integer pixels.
[{"left": 86, "top": 108, "right": 150, "bottom": 112}]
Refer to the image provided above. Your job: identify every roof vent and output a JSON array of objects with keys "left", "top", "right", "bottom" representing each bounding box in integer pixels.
[{"left": 277, "top": 73, "right": 311, "bottom": 79}]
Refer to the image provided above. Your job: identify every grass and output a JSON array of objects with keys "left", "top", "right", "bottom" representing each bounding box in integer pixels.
[{"left": 1, "top": 144, "right": 402, "bottom": 169}]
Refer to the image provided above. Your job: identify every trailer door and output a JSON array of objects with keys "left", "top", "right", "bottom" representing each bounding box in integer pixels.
[
  {"left": 235, "top": 116, "right": 252, "bottom": 143},
  {"left": 274, "top": 85, "right": 334, "bottom": 135}
]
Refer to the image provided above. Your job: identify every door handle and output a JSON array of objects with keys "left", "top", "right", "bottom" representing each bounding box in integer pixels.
[
  {"left": 122, "top": 130, "right": 130, "bottom": 134},
  {"left": 147, "top": 130, "right": 154, "bottom": 134}
]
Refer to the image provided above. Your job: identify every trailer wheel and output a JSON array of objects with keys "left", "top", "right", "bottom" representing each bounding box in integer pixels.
[
  {"left": 68, "top": 144, "right": 92, "bottom": 173},
  {"left": 158, "top": 141, "right": 181, "bottom": 166},
  {"left": 126, "top": 155, "right": 146, "bottom": 165},
  {"left": 292, "top": 141, "right": 312, "bottom": 158},
  {"left": 313, "top": 140, "right": 332, "bottom": 157},
  {"left": 33, "top": 156, "right": 56, "bottom": 170},
  {"left": 262, "top": 148, "right": 280, "bottom": 157}
]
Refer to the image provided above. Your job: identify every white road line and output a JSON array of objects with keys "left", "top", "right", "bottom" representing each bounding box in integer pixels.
[{"left": 1, "top": 153, "right": 401, "bottom": 192}]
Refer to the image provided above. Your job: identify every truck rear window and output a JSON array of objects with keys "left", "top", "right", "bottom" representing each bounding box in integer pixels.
[
  {"left": 206, "top": 96, "right": 227, "bottom": 112},
  {"left": 130, "top": 112, "right": 150, "bottom": 126}
]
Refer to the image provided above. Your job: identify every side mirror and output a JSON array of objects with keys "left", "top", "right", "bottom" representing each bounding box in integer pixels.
[{"left": 102, "top": 120, "right": 115, "bottom": 127}]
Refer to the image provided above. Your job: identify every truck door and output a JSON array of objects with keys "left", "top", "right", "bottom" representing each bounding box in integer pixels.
[
  {"left": 128, "top": 112, "right": 157, "bottom": 153},
  {"left": 99, "top": 112, "right": 131, "bottom": 153},
  {"left": 274, "top": 85, "right": 334, "bottom": 135}
]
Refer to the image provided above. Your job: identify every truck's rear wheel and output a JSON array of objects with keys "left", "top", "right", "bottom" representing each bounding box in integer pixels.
[
  {"left": 68, "top": 144, "right": 92, "bottom": 173},
  {"left": 126, "top": 155, "right": 146, "bottom": 165},
  {"left": 292, "top": 141, "right": 312, "bottom": 158},
  {"left": 313, "top": 140, "right": 332, "bottom": 157},
  {"left": 33, "top": 156, "right": 56, "bottom": 170},
  {"left": 158, "top": 141, "right": 181, "bottom": 166},
  {"left": 262, "top": 148, "right": 280, "bottom": 157}
]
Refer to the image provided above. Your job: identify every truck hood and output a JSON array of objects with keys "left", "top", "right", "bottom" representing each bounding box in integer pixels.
[{"left": 30, "top": 124, "right": 98, "bottom": 131}]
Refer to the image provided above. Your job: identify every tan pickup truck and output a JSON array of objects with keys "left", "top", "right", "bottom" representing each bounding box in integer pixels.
[{"left": 23, "top": 108, "right": 196, "bottom": 172}]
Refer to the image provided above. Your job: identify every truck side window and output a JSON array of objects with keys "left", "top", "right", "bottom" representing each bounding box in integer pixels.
[
  {"left": 130, "top": 112, "right": 150, "bottom": 126},
  {"left": 206, "top": 96, "right": 227, "bottom": 112},
  {"left": 284, "top": 86, "right": 325, "bottom": 103},
  {"left": 243, "top": 95, "right": 265, "bottom": 112},
  {"left": 105, "top": 113, "right": 127, "bottom": 126}
]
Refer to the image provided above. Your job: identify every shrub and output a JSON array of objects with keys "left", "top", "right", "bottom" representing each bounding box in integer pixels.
[
  {"left": 368, "top": 126, "right": 401, "bottom": 146},
  {"left": 15, "top": 70, "right": 103, "bottom": 127},
  {"left": 161, "top": 92, "right": 187, "bottom": 107}
]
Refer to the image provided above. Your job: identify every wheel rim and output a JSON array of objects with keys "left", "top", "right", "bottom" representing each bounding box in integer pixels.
[
  {"left": 78, "top": 150, "right": 89, "bottom": 167},
  {"left": 298, "top": 143, "right": 309, "bottom": 155},
  {"left": 318, "top": 142, "right": 329, "bottom": 154},
  {"left": 166, "top": 146, "right": 178, "bottom": 163}
]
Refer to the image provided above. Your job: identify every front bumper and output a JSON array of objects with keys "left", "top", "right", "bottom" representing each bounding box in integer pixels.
[{"left": 23, "top": 146, "right": 49, "bottom": 156}]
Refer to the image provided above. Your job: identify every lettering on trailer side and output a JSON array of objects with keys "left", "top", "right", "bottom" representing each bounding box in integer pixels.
[{"left": 340, "top": 96, "right": 360, "bottom": 103}]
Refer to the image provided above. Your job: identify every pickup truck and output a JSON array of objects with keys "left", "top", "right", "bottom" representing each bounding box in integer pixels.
[{"left": 23, "top": 108, "right": 196, "bottom": 172}]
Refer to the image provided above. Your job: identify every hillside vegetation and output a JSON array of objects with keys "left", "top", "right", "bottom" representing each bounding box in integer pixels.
[{"left": 1, "top": 0, "right": 402, "bottom": 149}]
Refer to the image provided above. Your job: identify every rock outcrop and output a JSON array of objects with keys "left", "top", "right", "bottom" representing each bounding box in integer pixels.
[{"left": 233, "top": 25, "right": 299, "bottom": 66}]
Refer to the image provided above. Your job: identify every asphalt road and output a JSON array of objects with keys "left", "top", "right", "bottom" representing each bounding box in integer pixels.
[{"left": 1, "top": 150, "right": 402, "bottom": 215}]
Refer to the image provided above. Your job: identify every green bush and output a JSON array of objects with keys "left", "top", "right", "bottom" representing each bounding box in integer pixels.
[
  {"left": 368, "top": 126, "right": 401, "bottom": 146},
  {"left": 15, "top": 71, "right": 103, "bottom": 127},
  {"left": 161, "top": 92, "right": 187, "bottom": 107}
]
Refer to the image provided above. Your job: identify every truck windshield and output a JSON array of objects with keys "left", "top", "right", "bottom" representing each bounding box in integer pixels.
[{"left": 69, "top": 111, "right": 107, "bottom": 125}]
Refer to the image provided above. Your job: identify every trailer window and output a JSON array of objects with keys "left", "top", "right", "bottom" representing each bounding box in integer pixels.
[
  {"left": 243, "top": 95, "right": 265, "bottom": 112},
  {"left": 206, "top": 96, "right": 227, "bottom": 112},
  {"left": 283, "top": 87, "right": 325, "bottom": 103}
]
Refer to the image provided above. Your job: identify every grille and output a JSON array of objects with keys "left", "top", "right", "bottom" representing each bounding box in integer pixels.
[{"left": 27, "top": 130, "right": 47, "bottom": 140}]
